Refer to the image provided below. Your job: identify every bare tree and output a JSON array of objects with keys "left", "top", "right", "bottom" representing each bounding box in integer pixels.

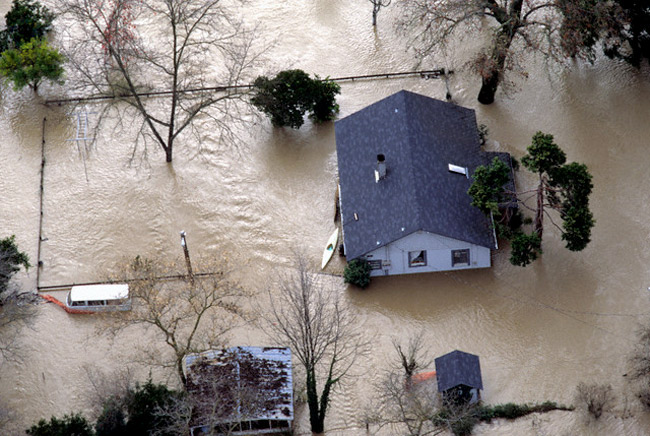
[
  {"left": 368, "top": 0, "right": 392, "bottom": 26},
  {"left": 371, "top": 335, "right": 475, "bottom": 436},
  {"left": 393, "top": 332, "right": 432, "bottom": 379},
  {"left": 105, "top": 256, "right": 251, "bottom": 385},
  {"left": 574, "top": 382, "right": 615, "bottom": 420},
  {"left": 59, "top": 0, "right": 262, "bottom": 163},
  {"left": 0, "top": 235, "right": 37, "bottom": 363},
  {"left": 629, "top": 322, "right": 650, "bottom": 408},
  {"left": 260, "top": 257, "right": 366, "bottom": 434},
  {"left": 398, "top": 0, "right": 616, "bottom": 104}
]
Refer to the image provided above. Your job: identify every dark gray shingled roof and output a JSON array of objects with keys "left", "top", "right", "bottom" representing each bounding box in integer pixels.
[
  {"left": 335, "top": 90, "right": 498, "bottom": 260},
  {"left": 435, "top": 350, "right": 483, "bottom": 392}
]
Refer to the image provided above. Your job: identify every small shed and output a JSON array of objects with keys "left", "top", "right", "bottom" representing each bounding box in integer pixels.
[
  {"left": 184, "top": 347, "right": 293, "bottom": 436},
  {"left": 434, "top": 350, "right": 483, "bottom": 404}
]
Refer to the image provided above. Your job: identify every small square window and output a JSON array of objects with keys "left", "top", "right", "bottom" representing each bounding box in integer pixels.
[
  {"left": 452, "top": 249, "right": 470, "bottom": 266},
  {"left": 408, "top": 250, "right": 427, "bottom": 267}
]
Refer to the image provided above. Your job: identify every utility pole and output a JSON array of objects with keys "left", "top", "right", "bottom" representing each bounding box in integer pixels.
[{"left": 180, "top": 231, "right": 194, "bottom": 286}]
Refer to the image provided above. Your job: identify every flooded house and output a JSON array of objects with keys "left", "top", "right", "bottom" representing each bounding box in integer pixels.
[
  {"left": 335, "top": 90, "right": 513, "bottom": 276},
  {"left": 183, "top": 347, "right": 293, "bottom": 436}
]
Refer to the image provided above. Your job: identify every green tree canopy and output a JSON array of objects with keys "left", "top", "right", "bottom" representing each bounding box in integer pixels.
[
  {"left": 0, "top": 235, "right": 30, "bottom": 295},
  {"left": 95, "top": 380, "right": 180, "bottom": 436},
  {"left": 26, "top": 413, "right": 94, "bottom": 436},
  {"left": 468, "top": 132, "right": 594, "bottom": 267},
  {"left": 467, "top": 156, "right": 511, "bottom": 215},
  {"left": 0, "top": 0, "right": 53, "bottom": 52},
  {"left": 251, "top": 69, "right": 341, "bottom": 129},
  {"left": 0, "top": 36, "right": 64, "bottom": 92}
]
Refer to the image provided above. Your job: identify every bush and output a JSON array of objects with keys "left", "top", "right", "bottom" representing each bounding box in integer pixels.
[
  {"left": 575, "top": 382, "right": 614, "bottom": 419},
  {"left": 343, "top": 259, "right": 371, "bottom": 289},
  {"left": 251, "top": 69, "right": 340, "bottom": 128},
  {"left": 0, "top": 234, "right": 30, "bottom": 294},
  {"left": 26, "top": 413, "right": 94, "bottom": 436},
  {"left": 94, "top": 400, "right": 126, "bottom": 436},
  {"left": 94, "top": 380, "right": 180, "bottom": 436}
]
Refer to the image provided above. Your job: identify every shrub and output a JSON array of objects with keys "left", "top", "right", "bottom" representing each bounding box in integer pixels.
[
  {"left": 95, "top": 380, "right": 181, "bottom": 436},
  {"left": 0, "top": 234, "right": 30, "bottom": 294},
  {"left": 575, "top": 382, "right": 614, "bottom": 419},
  {"left": 94, "top": 400, "right": 126, "bottom": 436},
  {"left": 343, "top": 259, "right": 371, "bottom": 289},
  {"left": 26, "top": 413, "right": 94, "bottom": 436}
]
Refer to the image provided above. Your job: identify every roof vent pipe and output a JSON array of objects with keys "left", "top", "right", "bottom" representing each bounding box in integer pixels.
[{"left": 375, "top": 154, "right": 386, "bottom": 182}]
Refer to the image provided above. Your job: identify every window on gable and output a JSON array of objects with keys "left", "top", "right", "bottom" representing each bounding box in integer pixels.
[
  {"left": 452, "top": 249, "right": 470, "bottom": 266},
  {"left": 408, "top": 250, "right": 427, "bottom": 267}
]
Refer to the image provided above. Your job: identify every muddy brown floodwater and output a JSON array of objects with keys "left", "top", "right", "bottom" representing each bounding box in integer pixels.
[{"left": 1, "top": 0, "right": 650, "bottom": 435}]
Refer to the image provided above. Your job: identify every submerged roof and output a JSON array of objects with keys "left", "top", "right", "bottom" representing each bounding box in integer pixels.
[
  {"left": 184, "top": 347, "right": 293, "bottom": 428},
  {"left": 335, "top": 90, "right": 498, "bottom": 259},
  {"left": 435, "top": 350, "right": 483, "bottom": 392},
  {"left": 69, "top": 284, "right": 129, "bottom": 301}
]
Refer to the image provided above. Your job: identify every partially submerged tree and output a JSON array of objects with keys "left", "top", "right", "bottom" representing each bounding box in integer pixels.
[
  {"left": 251, "top": 69, "right": 340, "bottom": 129},
  {"left": 0, "top": 235, "right": 30, "bottom": 294},
  {"left": 260, "top": 258, "right": 366, "bottom": 434},
  {"left": 0, "top": 0, "right": 54, "bottom": 52},
  {"left": 61, "top": 0, "right": 261, "bottom": 163},
  {"left": 106, "top": 256, "right": 250, "bottom": 385},
  {"left": 26, "top": 413, "right": 94, "bottom": 436},
  {"left": 607, "top": 1, "right": 650, "bottom": 66},
  {"left": 94, "top": 379, "right": 181, "bottom": 436},
  {"left": 0, "top": 37, "right": 64, "bottom": 92},
  {"left": 0, "top": 235, "right": 37, "bottom": 362},
  {"left": 468, "top": 132, "right": 594, "bottom": 266},
  {"left": 368, "top": 0, "right": 391, "bottom": 27},
  {"left": 574, "top": 382, "right": 614, "bottom": 420},
  {"left": 399, "top": 0, "right": 620, "bottom": 104},
  {"left": 559, "top": 0, "right": 650, "bottom": 67},
  {"left": 629, "top": 321, "right": 650, "bottom": 408}
]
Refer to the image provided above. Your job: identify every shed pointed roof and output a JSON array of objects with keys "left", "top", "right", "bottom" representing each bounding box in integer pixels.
[
  {"left": 435, "top": 349, "right": 483, "bottom": 392},
  {"left": 335, "top": 90, "right": 497, "bottom": 260}
]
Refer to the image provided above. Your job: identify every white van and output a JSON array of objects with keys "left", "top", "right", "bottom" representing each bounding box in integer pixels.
[{"left": 65, "top": 284, "right": 131, "bottom": 312}]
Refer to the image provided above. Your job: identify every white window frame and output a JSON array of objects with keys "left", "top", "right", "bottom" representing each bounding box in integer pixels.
[
  {"left": 408, "top": 250, "right": 427, "bottom": 268},
  {"left": 451, "top": 249, "right": 470, "bottom": 267}
]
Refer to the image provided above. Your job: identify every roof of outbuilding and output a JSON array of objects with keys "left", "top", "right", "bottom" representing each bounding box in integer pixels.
[
  {"left": 435, "top": 350, "right": 483, "bottom": 392},
  {"left": 335, "top": 90, "right": 498, "bottom": 260},
  {"left": 184, "top": 347, "right": 293, "bottom": 428}
]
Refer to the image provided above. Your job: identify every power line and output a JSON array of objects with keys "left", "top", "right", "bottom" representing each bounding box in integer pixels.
[{"left": 44, "top": 69, "right": 451, "bottom": 106}]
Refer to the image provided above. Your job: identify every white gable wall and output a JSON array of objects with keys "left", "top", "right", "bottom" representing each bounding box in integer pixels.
[{"left": 363, "top": 231, "right": 491, "bottom": 277}]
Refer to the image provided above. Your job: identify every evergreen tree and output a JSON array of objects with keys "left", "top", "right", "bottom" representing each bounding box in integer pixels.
[{"left": 468, "top": 132, "right": 594, "bottom": 267}]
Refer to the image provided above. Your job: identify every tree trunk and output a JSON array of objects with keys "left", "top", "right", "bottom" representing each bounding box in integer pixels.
[
  {"left": 534, "top": 182, "right": 544, "bottom": 240},
  {"left": 372, "top": 6, "right": 378, "bottom": 26},
  {"left": 306, "top": 369, "right": 324, "bottom": 434},
  {"left": 165, "top": 146, "right": 173, "bottom": 163},
  {"left": 177, "top": 356, "right": 187, "bottom": 386},
  {"left": 477, "top": 70, "right": 499, "bottom": 105}
]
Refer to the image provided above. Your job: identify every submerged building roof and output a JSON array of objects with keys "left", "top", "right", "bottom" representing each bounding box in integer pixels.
[
  {"left": 435, "top": 350, "right": 483, "bottom": 392},
  {"left": 184, "top": 347, "right": 293, "bottom": 431},
  {"left": 335, "top": 90, "right": 499, "bottom": 259}
]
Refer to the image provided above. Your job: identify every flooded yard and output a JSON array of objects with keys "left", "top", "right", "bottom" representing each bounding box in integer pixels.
[{"left": 1, "top": 0, "right": 650, "bottom": 434}]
